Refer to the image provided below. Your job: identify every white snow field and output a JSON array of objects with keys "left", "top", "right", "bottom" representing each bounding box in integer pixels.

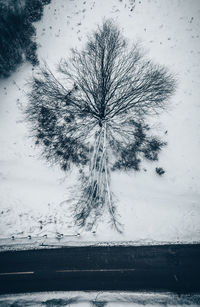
[
  {"left": 0, "top": 291, "right": 200, "bottom": 306},
  {"left": 0, "top": 0, "right": 200, "bottom": 246}
]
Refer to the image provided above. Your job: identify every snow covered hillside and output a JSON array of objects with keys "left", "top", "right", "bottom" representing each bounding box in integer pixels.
[{"left": 0, "top": 0, "right": 200, "bottom": 245}]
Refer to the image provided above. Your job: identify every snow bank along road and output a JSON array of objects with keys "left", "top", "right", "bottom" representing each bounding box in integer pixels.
[{"left": 0, "top": 244, "right": 199, "bottom": 295}]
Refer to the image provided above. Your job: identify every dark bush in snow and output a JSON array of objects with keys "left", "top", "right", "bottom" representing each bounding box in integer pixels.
[
  {"left": 156, "top": 167, "right": 165, "bottom": 176},
  {"left": 0, "top": 0, "right": 50, "bottom": 78}
]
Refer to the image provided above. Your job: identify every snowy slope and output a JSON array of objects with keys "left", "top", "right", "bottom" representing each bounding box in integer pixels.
[{"left": 0, "top": 0, "right": 200, "bottom": 245}]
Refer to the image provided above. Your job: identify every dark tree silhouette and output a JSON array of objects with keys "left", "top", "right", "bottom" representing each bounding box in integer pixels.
[
  {"left": 26, "top": 20, "right": 176, "bottom": 232},
  {"left": 0, "top": 0, "right": 51, "bottom": 78}
]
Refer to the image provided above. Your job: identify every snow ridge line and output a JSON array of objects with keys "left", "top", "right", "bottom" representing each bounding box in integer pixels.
[{"left": 0, "top": 238, "right": 199, "bottom": 252}]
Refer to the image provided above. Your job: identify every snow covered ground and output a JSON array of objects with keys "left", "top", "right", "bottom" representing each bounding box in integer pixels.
[
  {"left": 0, "top": 0, "right": 200, "bottom": 245},
  {"left": 0, "top": 291, "right": 200, "bottom": 306}
]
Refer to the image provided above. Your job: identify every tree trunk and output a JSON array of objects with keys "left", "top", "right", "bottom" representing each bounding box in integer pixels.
[{"left": 74, "top": 123, "right": 122, "bottom": 232}]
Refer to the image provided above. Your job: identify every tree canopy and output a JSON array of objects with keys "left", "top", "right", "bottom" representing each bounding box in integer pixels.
[{"left": 26, "top": 20, "right": 176, "bottom": 231}]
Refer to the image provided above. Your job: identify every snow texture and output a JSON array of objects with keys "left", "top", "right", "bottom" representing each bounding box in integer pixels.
[
  {"left": 0, "top": 0, "right": 200, "bottom": 245},
  {"left": 0, "top": 291, "right": 200, "bottom": 306}
]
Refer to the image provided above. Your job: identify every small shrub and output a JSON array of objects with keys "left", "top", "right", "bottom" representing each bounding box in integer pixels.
[{"left": 156, "top": 167, "right": 165, "bottom": 176}]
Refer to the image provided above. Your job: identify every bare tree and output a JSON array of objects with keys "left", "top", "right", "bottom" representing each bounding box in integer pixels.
[{"left": 26, "top": 20, "right": 176, "bottom": 232}]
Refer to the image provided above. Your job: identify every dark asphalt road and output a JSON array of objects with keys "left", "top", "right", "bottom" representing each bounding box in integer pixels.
[{"left": 0, "top": 244, "right": 200, "bottom": 294}]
